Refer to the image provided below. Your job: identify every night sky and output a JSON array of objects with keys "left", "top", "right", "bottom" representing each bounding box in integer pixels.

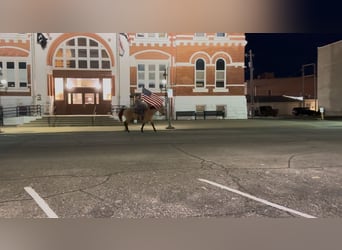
[{"left": 245, "top": 33, "right": 342, "bottom": 79}]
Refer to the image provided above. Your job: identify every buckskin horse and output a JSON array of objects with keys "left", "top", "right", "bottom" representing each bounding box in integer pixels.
[{"left": 118, "top": 104, "right": 165, "bottom": 132}]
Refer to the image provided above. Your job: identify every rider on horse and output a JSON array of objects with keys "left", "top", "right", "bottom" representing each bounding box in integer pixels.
[{"left": 134, "top": 95, "right": 148, "bottom": 121}]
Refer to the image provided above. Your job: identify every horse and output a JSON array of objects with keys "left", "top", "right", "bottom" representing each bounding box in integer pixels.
[{"left": 118, "top": 104, "right": 165, "bottom": 132}]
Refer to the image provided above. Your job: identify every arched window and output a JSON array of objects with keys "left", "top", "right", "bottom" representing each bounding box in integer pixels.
[
  {"left": 215, "top": 59, "right": 225, "bottom": 88},
  {"left": 195, "top": 59, "right": 205, "bottom": 88},
  {"left": 53, "top": 37, "right": 111, "bottom": 69}
]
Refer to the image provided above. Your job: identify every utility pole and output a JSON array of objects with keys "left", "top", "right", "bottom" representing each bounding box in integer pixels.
[{"left": 248, "top": 49, "right": 254, "bottom": 118}]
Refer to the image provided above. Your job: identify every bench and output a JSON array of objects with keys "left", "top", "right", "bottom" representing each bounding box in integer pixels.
[
  {"left": 176, "top": 111, "right": 197, "bottom": 120},
  {"left": 203, "top": 110, "right": 225, "bottom": 119}
]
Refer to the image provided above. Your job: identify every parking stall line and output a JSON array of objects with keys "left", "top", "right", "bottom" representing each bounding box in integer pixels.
[
  {"left": 198, "top": 178, "right": 316, "bottom": 218},
  {"left": 24, "top": 186, "right": 59, "bottom": 218}
]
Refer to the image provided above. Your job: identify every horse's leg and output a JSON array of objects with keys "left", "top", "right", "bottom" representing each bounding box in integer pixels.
[
  {"left": 151, "top": 121, "right": 157, "bottom": 132},
  {"left": 141, "top": 122, "right": 145, "bottom": 133},
  {"left": 124, "top": 121, "right": 130, "bottom": 132}
]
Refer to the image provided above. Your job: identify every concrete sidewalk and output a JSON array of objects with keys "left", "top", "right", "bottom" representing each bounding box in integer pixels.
[{"left": 1, "top": 119, "right": 341, "bottom": 134}]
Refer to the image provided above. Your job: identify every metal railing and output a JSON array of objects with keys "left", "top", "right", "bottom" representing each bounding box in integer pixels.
[{"left": 0, "top": 105, "right": 42, "bottom": 122}]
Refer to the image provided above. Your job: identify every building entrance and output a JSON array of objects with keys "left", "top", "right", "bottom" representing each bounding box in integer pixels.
[{"left": 54, "top": 77, "right": 112, "bottom": 115}]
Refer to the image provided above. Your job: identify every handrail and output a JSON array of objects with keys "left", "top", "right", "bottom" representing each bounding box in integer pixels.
[{"left": 0, "top": 105, "right": 42, "bottom": 118}]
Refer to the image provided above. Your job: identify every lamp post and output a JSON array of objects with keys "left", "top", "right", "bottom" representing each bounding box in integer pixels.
[
  {"left": 0, "top": 67, "right": 8, "bottom": 131},
  {"left": 247, "top": 49, "right": 254, "bottom": 118},
  {"left": 301, "top": 63, "right": 316, "bottom": 110},
  {"left": 161, "top": 69, "right": 174, "bottom": 129}
]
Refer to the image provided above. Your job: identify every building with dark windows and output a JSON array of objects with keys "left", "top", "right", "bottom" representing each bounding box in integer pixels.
[{"left": 0, "top": 33, "right": 248, "bottom": 125}]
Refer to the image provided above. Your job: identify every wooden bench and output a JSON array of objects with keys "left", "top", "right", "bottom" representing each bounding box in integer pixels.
[
  {"left": 203, "top": 110, "right": 225, "bottom": 119},
  {"left": 176, "top": 111, "right": 197, "bottom": 120}
]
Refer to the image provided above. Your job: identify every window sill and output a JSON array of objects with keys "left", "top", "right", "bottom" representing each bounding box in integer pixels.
[
  {"left": 213, "top": 88, "right": 229, "bottom": 93},
  {"left": 193, "top": 88, "right": 209, "bottom": 93}
]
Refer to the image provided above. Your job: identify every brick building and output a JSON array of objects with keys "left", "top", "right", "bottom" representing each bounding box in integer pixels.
[
  {"left": 248, "top": 74, "right": 316, "bottom": 116},
  {"left": 0, "top": 33, "right": 248, "bottom": 123}
]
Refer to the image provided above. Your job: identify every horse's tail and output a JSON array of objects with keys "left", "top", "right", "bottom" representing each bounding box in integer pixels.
[{"left": 118, "top": 107, "right": 125, "bottom": 122}]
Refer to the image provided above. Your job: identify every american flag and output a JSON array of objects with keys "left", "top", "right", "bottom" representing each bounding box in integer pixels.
[{"left": 141, "top": 88, "right": 164, "bottom": 109}]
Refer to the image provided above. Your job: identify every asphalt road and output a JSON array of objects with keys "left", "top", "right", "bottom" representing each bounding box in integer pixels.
[{"left": 1, "top": 119, "right": 342, "bottom": 218}]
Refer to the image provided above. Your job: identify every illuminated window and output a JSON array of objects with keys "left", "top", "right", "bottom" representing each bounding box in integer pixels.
[
  {"left": 72, "top": 93, "right": 83, "bottom": 104},
  {"left": 102, "top": 78, "right": 112, "bottom": 101},
  {"left": 54, "top": 78, "right": 64, "bottom": 100},
  {"left": 85, "top": 93, "right": 94, "bottom": 104},
  {"left": 53, "top": 37, "right": 111, "bottom": 69}
]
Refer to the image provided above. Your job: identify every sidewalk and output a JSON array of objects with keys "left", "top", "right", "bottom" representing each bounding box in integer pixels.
[{"left": 1, "top": 118, "right": 341, "bottom": 134}]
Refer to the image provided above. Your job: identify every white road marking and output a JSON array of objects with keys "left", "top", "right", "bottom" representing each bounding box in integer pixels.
[
  {"left": 24, "top": 186, "right": 58, "bottom": 218},
  {"left": 198, "top": 178, "right": 317, "bottom": 218}
]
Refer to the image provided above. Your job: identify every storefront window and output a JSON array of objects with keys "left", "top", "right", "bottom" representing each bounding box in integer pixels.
[
  {"left": 103, "top": 78, "right": 111, "bottom": 101},
  {"left": 55, "top": 78, "right": 64, "bottom": 100}
]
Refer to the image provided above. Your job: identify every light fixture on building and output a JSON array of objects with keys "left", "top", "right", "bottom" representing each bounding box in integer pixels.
[{"left": 37, "top": 33, "right": 48, "bottom": 49}]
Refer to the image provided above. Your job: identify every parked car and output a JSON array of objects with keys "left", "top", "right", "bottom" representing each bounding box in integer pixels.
[
  {"left": 254, "top": 106, "right": 278, "bottom": 116},
  {"left": 292, "top": 107, "right": 320, "bottom": 116}
]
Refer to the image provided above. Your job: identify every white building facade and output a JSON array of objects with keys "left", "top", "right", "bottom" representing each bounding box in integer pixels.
[{"left": 0, "top": 33, "right": 248, "bottom": 123}]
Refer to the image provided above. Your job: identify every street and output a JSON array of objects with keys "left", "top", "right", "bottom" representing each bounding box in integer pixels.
[{"left": 1, "top": 119, "right": 342, "bottom": 218}]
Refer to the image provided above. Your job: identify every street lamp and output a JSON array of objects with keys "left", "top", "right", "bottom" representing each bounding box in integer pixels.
[
  {"left": 0, "top": 68, "right": 8, "bottom": 131},
  {"left": 301, "top": 63, "right": 316, "bottom": 110},
  {"left": 161, "top": 69, "right": 174, "bottom": 129}
]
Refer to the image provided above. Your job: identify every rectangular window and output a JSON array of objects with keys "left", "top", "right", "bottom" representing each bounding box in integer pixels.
[
  {"left": 19, "top": 62, "right": 26, "bottom": 69},
  {"left": 79, "top": 60, "right": 87, "bottom": 68},
  {"left": 195, "top": 33, "right": 205, "bottom": 37},
  {"left": 65, "top": 49, "right": 75, "bottom": 58},
  {"left": 72, "top": 93, "right": 83, "bottom": 104},
  {"left": 196, "top": 71, "right": 205, "bottom": 88},
  {"left": 216, "top": 71, "right": 225, "bottom": 88},
  {"left": 20, "top": 82, "right": 27, "bottom": 88},
  {"left": 90, "top": 49, "right": 99, "bottom": 58},
  {"left": 138, "top": 64, "right": 145, "bottom": 71},
  {"left": 101, "top": 61, "right": 110, "bottom": 69},
  {"left": 8, "top": 82, "right": 15, "bottom": 87},
  {"left": 19, "top": 61, "right": 27, "bottom": 87},
  {"left": 85, "top": 93, "right": 95, "bottom": 104},
  {"left": 7, "top": 62, "right": 15, "bottom": 69},
  {"left": 78, "top": 38, "right": 87, "bottom": 46},
  {"left": 55, "top": 59, "right": 64, "bottom": 68},
  {"left": 137, "top": 62, "right": 167, "bottom": 90},
  {"left": 102, "top": 78, "right": 112, "bottom": 101},
  {"left": 96, "top": 93, "right": 99, "bottom": 104},
  {"left": 78, "top": 49, "right": 87, "bottom": 58},
  {"left": 67, "top": 60, "right": 76, "bottom": 68},
  {"left": 54, "top": 78, "right": 64, "bottom": 100},
  {"left": 90, "top": 61, "right": 99, "bottom": 69}
]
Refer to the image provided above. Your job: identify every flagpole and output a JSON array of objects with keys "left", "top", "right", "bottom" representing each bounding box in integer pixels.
[
  {"left": 31, "top": 33, "right": 37, "bottom": 106},
  {"left": 116, "top": 33, "right": 121, "bottom": 107}
]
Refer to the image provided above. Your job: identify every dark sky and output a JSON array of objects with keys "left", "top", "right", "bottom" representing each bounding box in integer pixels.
[{"left": 245, "top": 33, "right": 342, "bottom": 79}]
